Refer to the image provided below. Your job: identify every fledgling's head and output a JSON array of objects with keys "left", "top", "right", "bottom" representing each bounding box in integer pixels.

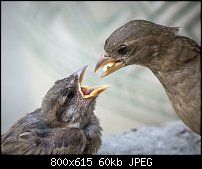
[
  {"left": 94, "top": 20, "right": 178, "bottom": 77},
  {"left": 41, "top": 65, "right": 108, "bottom": 127}
]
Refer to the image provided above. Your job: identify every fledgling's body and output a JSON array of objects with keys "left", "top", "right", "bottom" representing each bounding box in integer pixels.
[{"left": 1, "top": 66, "right": 108, "bottom": 154}]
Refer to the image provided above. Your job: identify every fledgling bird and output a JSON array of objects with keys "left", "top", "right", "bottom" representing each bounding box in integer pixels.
[
  {"left": 1, "top": 65, "right": 108, "bottom": 154},
  {"left": 94, "top": 20, "right": 201, "bottom": 135}
]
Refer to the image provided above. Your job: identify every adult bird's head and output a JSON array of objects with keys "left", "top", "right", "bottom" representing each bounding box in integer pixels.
[
  {"left": 94, "top": 20, "right": 179, "bottom": 77},
  {"left": 41, "top": 65, "right": 108, "bottom": 127}
]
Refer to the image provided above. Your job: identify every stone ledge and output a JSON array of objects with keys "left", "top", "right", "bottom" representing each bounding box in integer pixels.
[{"left": 98, "top": 121, "right": 201, "bottom": 155}]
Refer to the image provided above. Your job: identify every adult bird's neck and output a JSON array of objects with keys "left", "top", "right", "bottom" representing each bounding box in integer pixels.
[
  {"left": 151, "top": 35, "right": 200, "bottom": 93},
  {"left": 153, "top": 56, "right": 200, "bottom": 97},
  {"left": 150, "top": 36, "right": 200, "bottom": 135}
]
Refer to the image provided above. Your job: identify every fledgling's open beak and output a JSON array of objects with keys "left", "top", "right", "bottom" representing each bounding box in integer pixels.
[
  {"left": 94, "top": 52, "right": 124, "bottom": 78},
  {"left": 73, "top": 65, "right": 109, "bottom": 99}
]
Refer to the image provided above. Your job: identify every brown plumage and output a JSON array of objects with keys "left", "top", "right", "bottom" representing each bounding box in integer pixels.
[
  {"left": 94, "top": 20, "right": 201, "bottom": 135},
  {"left": 1, "top": 66, "right": 108, "bottom": 154}
]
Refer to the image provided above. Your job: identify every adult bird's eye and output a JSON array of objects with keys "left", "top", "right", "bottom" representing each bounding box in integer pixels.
[
  {"left": 117, "top": 45, "right": 127, "bottom": 55},
  {"left": 67, "top": 91, "right": 74, "bottom": 99}
]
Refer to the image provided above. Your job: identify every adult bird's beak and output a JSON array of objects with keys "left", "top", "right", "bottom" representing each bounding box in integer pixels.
[
  {"left": 73, "top": 65, "right": 109, "bottom": 99},
  {"left": 94, "top": 52, "right": 124, "bottom": 78}
]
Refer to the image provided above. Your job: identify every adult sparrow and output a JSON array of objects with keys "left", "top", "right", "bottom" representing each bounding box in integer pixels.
[{"left": 94, "top": 20, "right": 200, "bottom": 135}]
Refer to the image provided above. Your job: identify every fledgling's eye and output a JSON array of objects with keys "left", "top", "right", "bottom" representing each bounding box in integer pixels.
[
  {"left": 67, "top": 91, "right": 74, "bottom": 99},
  {"left": 62, "top": 89, "right": 75, "bottom": 102},
  {"left": 117, "top": 45, "right": 127, "bottom": 55},
  {"left": 105, "top": 38, "right": 109, "bottom": 47}
]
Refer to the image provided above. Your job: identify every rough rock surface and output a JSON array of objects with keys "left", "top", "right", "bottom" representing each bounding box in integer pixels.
[{"left": 98, "top": 121, "right": 201, "bottom": 155}]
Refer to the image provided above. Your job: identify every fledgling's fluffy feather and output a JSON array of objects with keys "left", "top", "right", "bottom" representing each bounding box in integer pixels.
[{"left": 1, "top": 66, "right": 107, "bottom": 154}]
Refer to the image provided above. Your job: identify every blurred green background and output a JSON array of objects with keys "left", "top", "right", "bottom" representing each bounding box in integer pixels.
[{"left": 1, "top": 1, "right": 201, "bottom": 134}]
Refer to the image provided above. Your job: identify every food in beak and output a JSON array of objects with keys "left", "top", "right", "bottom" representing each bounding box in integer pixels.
[
  {"left": 74, "top": 65, "right": 109, "bottom": 98},
  {"left": 103, "top": 62, "right": 114, "bottom": 72},
  {"left": 94, "top": 53, "right": 124, "bottom": 78}
]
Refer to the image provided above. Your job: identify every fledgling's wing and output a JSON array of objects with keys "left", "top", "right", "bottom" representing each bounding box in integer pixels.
[{"left": 1, "top": 112, "right": 87, "bottom": 155}]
